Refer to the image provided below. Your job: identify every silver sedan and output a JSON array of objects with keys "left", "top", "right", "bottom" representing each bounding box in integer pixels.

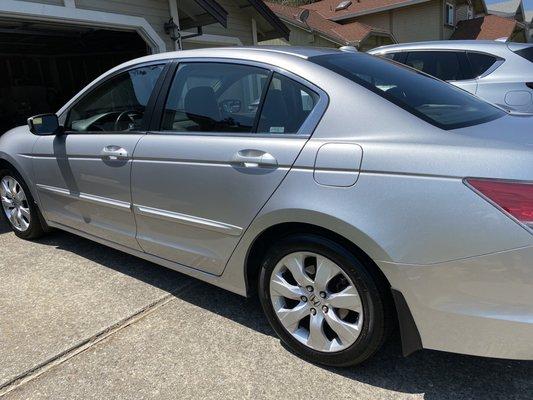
[{"left": 0, "top": 47, "right": 532, "bottom": 367}]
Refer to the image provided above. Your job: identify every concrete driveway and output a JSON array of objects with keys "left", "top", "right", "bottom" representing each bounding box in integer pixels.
[{"left": 0, "top": 217, "right": 531, "bottom": 399}]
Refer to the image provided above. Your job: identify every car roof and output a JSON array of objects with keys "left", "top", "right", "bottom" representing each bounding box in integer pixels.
[
  {"left": 368, "top": 40, "right": 518, "bottom": 55},
  {"left": 133, "top": 46, "right": 342, "bottom": 64}
]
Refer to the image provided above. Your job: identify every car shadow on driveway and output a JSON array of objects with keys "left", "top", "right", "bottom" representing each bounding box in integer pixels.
[{"left": 3, "top": 219, "right": 532, "bottom": 400}]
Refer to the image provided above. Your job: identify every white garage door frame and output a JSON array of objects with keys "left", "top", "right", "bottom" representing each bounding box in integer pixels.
[{"left": 0, "top": 0, "right": 167, "bottom": 53}]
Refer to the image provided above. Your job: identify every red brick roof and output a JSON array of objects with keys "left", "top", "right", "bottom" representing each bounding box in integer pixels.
[
  {"left": 451, "top": 14, "right": 522, "bottom": 40},
  {"left": 267, "top": 2, "right": 391, "bottom": 44},
  {"left": 301, "top": 0, "right": 429, "bottom": 21}
]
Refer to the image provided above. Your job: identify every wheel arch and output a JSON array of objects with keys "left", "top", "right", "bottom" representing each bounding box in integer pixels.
[
  {"left": 240, "top": 217, "right": 422, "bottom": 357},
  {"left": 0, "top": 155, "right": 39, "bottom": 202}
]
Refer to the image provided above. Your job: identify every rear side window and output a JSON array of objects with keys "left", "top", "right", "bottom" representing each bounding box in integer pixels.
[
  {"left": 404, "top": 51, "right": 464, "bottom": 81},
  {"left": 257, "top": 73, "right": 319, "bottom": 134},
  {"left": 161, "top": 63, "right": 269, "bottom": 133},
  {"left": 161, "top": 63, "right": 319, "bottom": 135},
  {"left": 514, "top": 46, "right": 533, "bottom": 62},
  {"left": 310, "top": 53, "right": 505, "bottom": 130},
  {"left": 467, "top": 52, "right": 499, "bottom": 77}
]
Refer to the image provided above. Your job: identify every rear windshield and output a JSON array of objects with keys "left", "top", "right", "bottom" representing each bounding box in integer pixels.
[
  {"left": 514, "top": 46, "right": 533, "bottom": 62},
  {"left": 310, "top": 53, "right": 505, "bottom": 130}
]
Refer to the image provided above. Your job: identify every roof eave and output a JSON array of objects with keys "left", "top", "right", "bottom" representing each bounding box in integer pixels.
[{"left": 247, "top": 0, "right": 290, "bottom": 39}]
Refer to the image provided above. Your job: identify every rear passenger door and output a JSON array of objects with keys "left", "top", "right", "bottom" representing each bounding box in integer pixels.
[{"left": 131, "top": 61, "right": 326, "bottom": 275}]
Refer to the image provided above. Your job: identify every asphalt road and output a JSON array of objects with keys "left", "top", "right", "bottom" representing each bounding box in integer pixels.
[{"left": 0, "top": 216, "right": 531, "bottom": 399}]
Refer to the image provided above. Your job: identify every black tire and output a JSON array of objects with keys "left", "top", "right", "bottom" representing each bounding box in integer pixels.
[
  {"left": 258, "top": 234, "right": 390, "bottom": 367},
  {"left": 0, "top": 168, "right": 46, "bottom": 240}
]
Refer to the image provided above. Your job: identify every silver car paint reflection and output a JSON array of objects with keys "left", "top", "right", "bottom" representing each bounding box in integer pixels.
[
  {"left": 369, "top": 40, "right": 533, "bottom": 113},
  {"left": 0, "top": 47, "right": 532, "bottom": 361}
]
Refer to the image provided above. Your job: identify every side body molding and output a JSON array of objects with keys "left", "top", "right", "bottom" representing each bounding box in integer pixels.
[{"left": 313, "top": 143, "right": 363, "bottom": 187}]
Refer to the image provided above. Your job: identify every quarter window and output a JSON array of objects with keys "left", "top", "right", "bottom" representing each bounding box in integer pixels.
[
  {"left": 467, "top": 52, "right": 499, "bottom": 78},
  {"left": 257, "top": 73, "right": 319, "bottom": 134},
  {"left": 405, "top": 51, "right": 464, "bottom": 81},
  {"left": 67, "top": 65, "right": 164, "bottom": 132},
  {"left": 514, "top": 46, "right": 533, "bottom": 62},
  {"left": 161, "top": 63, "right": 269, "bottom": 133}
]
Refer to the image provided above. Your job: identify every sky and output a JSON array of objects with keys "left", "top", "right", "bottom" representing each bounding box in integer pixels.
[{"left": 485, "top": 0, "right": 532, "bottom": 12}]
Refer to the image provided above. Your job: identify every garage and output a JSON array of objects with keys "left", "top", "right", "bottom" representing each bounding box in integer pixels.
[{"left": 0, "top": 19, "right": 150, "bottom": 134}]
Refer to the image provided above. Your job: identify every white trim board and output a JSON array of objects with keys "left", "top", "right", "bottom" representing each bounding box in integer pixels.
[{"left": 0, "top": 0, "right": 167, "bottom": 53}]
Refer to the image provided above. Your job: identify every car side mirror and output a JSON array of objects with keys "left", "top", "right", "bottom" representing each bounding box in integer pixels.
[{"left": 27, "top": 114, "right": 64, "bottom": 136}]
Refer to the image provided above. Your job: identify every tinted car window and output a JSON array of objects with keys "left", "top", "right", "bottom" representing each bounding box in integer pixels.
[
  {"left": 67, "top": 65, "right": 164, "bottom": 132},
  {"left": 311, "top": 53, "right": 505, "bottom": 130},
  {"left": 467, "top": 52, "right": 499, "bottom": 77},
  {"left": 513, "top": 46, "right": 533, "bottom": 62},
  {"left": 257, "top": 73, "right": 319, "bottom": 134},
  {"left": 405, "top": 51, "right": 464, "bottom": 81},
  {"left": 161, "top": 63, "right": 269, "bottom": 133}
]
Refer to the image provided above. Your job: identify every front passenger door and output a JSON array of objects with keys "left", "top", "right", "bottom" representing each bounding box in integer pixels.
[{"left": 33, "top": 64, "right": 164, "bottom": 249}]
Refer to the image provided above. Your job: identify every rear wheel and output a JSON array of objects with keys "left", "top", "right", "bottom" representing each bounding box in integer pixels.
[
  {"left": 258, "top": 234, "right": 389, "bottom": 367},
  {"left": 0, "top": 169, "right": 46, "bottom": 240}
]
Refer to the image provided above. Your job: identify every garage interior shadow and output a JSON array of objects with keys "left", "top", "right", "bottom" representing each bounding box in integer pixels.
[
  {"left": 0, "top": 217, "right": 531, "bottom": 399},
  {"left": 0, "top": 19, "right": 149, "bottom": 135}
]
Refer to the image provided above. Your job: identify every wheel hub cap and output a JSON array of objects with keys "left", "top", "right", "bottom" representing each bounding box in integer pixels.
[
  {"left": 269, "top": 251, "right": 364, "bottom": 353},
  {"left": 1, "top": 176, "right": 30, "bottom": 232}
]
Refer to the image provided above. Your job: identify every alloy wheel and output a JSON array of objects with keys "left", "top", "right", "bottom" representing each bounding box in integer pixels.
[
  {"left": 1, "top": 176, "right": 31, "bottom": 232},
  {"left": 269, "top": 251, "right": 364, "bottom": 352}
]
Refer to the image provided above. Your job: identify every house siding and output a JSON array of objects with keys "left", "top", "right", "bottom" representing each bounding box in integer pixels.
[
  {"left": 350, "top": 0, "right": 463, "bottom": 43},
  {"left": 391, "top": 1, "right": 443, "bottom": 42},
  {"left": 200, "top": 0, "right": 255, "bottom": 45}
]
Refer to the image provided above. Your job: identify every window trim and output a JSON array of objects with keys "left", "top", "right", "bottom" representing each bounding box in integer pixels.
[
  {"left": 445, "top": 2, "right": 455, "bottom": 26},
  {"left": 59, "top": 61, "right": 170, "bottom": 135},
  {"left": 465, "top": 51, "right": 505, "bottom": 79},
  {"left": 148, "top": 57, "right": 329, "bottom": 138}
]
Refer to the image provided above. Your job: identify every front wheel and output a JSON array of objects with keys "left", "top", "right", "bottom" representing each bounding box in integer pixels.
[
  {"left": 258, "top": 234, "right": 390, "bottom": 367},
  {"left": 0, "top": 169, "right": 46, "bottom": 240}
]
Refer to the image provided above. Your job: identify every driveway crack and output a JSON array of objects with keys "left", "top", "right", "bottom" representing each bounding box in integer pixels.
[{"left": 0, "top": 280, "right": 194, "bottom": 397}]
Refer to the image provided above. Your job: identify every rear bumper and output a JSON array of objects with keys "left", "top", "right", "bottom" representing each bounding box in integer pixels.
[{"left": 379, "top": 245, "right": 533, "bottom": 360}]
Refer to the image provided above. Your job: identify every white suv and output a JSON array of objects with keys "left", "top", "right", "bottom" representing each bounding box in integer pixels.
[{"left": 369, "top": 40, "right": 533, "bottom": 114}]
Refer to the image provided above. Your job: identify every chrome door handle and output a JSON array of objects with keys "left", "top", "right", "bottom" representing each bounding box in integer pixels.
[
  {"left": 232, "top": 149, "right": 278, "bottom": 168},
  {"left": 101, "top": 145, "right": 128, "bottom": 161}
]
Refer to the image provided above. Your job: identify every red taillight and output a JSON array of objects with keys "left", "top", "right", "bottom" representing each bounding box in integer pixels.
[{"left": 466, "top": 178, "right": 533, "bottom": 229}]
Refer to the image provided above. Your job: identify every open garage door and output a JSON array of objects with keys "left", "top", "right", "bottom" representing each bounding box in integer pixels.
[{"left": 0, "top": 19, "right": 150, "bottom": 134}]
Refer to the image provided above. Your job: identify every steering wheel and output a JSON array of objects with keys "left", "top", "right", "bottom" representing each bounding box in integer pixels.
[{"left": 114, "top": 110, "right": 143, "bottom": 131}]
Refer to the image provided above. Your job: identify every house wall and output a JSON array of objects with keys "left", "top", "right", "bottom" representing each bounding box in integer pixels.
[
  {"left": 199, "top": 0, "right": 255, "bottom": 45},
  {"left": 354, "top": 0, "right": 461, "bottom": 43},
  {"left": 393, "top": 0, "right": 444, "bottom": 42},
  {"left": 355, "top": 12, "right": 391, "bottom": 31}
]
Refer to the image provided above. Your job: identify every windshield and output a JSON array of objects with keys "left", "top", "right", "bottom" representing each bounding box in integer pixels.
[{"left": 310, "top": 53, "right": 506, "bottom": 130}]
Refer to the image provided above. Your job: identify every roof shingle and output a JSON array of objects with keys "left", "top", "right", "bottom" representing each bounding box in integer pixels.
[
  {"left": 301, "top": 0, "right": 430, "bottom": 21},
  {"left": 450, "top": 14, "right": 521, "bottom": 40},
  {"left": 266, "top": 2, "right": 390, "bottom": 44}
]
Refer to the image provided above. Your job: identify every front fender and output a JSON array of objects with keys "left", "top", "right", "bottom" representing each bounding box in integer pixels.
[{"left": 0, "top": 126, "right": 40, "bottom": 204}]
